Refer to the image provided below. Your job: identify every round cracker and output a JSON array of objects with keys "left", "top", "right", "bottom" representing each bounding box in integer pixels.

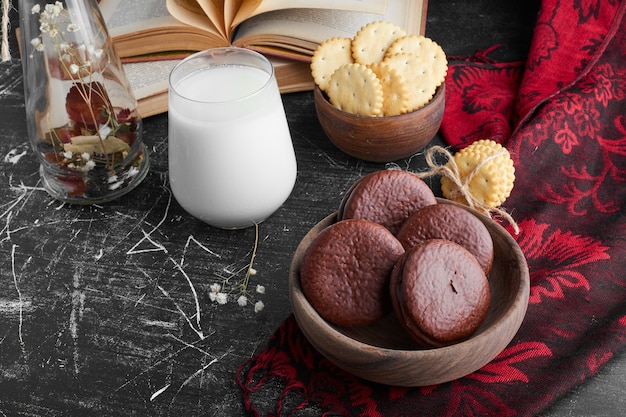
[
  {"left": 326, "top": 63, "right": 384, "bottom": 116},
  {"left": 368, "top": 62, "right": 410, "bottom": 116},
  {"left": 385, "top": 35, "right": 448, "bottom": 87},
  {"left": 385, "top": 35, "right": 431, "bottom": 57},
  {"left": 383, "top": 53, "right": 438, "bottom": 111},
  {"left": 311, "top": 37, "right": 354, "bottom": 92},
  {"left": 441, "top": 140, "right": 515, "bottom": 208},
  {"left": 351, "top": 21, "right": 407, "bottom": 65}
]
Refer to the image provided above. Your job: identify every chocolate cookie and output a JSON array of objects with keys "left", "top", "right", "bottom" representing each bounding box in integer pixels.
[
  {"left": 396, "top": 203, "right": 494, "bottom": 274},
  {"left": 300, "top": 218, "right": 405, "bottom": 327},
  {"left": 338, "top": 170, "right": 437, "bottom": 235},
  {"left": 390, "top": 239, "right": 490, "bottom": 347}
]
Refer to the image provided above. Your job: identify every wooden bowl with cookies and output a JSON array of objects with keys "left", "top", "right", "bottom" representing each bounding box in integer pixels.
[
  {"left": 289, "top": 198, "right": 529, "bottom": 387},
  {"left": 311, "top": 23, "right": 448, "bottom": 162},
  {"left": 314, "top": 83, "right": 445, "bottom": 162}
]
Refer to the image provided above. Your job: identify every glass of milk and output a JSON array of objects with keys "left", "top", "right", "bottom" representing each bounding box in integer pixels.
[{"left": 168, "top": 48, "right": 297, "bottom": 229}]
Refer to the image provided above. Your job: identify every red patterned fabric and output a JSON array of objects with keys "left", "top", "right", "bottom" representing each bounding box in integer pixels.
[{"left": 237, "top": 1, "right": 626, "bottom": 415}]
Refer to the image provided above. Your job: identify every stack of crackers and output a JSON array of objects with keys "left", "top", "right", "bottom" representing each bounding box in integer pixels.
[{"left": 311, "top": 21, "right": 447, "bottom": 117}]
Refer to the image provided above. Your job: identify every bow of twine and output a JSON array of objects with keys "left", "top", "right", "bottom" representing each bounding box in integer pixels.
[
  {"left": 415, "top": 145, "right": 520, "bottom": 235},
  {"left": 2, "top": 0, "right": 12, "bottom": 62}
]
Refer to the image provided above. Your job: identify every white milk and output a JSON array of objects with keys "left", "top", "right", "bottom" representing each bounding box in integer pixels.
[{"left": 168, "top": 64, "right": 297, "bottom": 229}]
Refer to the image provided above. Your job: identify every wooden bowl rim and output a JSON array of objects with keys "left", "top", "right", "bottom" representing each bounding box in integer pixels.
[{"left": 313, "top": 82, "right": 445, "bottom": 121}]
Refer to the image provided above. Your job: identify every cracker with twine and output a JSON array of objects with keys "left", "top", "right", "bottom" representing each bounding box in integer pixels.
[{"left": 416, "top": 140, "right": 519, "bottom": 234}]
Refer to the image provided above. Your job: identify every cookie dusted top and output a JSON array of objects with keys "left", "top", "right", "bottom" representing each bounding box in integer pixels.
[
  {"left": 299, "top": 218, "right": 404, "bottom": 327},
  {"left": 396, "top": 203, "right": 494, "bottom": 274},
  {"left": 390, "top": 239, "right": 490, "bottom": 347},
  {"left": 338, "top": 169, "right": 437, "bottom": 235}
]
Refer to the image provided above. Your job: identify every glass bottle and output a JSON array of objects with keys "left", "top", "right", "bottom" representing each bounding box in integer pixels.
[{"left": 18, "top": 0, "right": 149, "bottom": 203}]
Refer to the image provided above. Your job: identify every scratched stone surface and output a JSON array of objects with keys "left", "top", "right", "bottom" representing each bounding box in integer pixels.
[
  {"left": 0, "top": 6, "right": 439, "bottom": 413},
  {"left": 5, "top": 1, "right": 625, "bottom": 417}
]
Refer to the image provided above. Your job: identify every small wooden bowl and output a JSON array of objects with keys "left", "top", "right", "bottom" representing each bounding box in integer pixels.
[
  {"left": 289, "top": 199, "right": 529, "bottom": 386},
  {"left": 314, "top": 84, "right": 445, "bottom": 162}
]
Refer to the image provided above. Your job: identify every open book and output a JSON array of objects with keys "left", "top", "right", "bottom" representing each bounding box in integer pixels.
[{"left": 99, "top": 0, "right": 427, "bottom": 117}]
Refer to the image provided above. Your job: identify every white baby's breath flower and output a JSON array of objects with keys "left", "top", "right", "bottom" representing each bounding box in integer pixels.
[
  {"left": 216, "top": 293, "right": 228, "bottom": 305},
  {"left": 30, "top": 38, "right": 43, "bottom": 50},
  {"left": 208, "top": 292, "right": 217, "bottom": 302},
  {"left": 249, "top": 268, "right": 257, "bottom": 276},
  {"left": 45, "top": 3, "right": 62, "bottom": 17},
  {"left": 92, "top": 49, "right": 104, "bottom": 60},
  {"left": 69, "top": 64, "right": 79, "bottom": 74},
  {"left": 255, "top": 285, "right": 265, "bottom": 294},
  {"left": 48, "top": 28, "right": 58, "bottom": 38},
  {"left": 237, "top": 295, "right": 248, "bottom": 307},
  {"left": 210, "top": 283, "right": 221, "bottom": 293},
  {"left": 84, "top": 160, "right": 96, "bottom": 171},
  {"left": 67, "top": 23, "right": 80, "bottom": 32},
  {"left": 99, "top": 125, "right": 112, "bottom": 138},
  {"left": 254, "top": 300, "right": 265, "bottom": 313},
  {"left": 63, "top": 151, "right": 73, "bottom": 159},
  {"left": 31, "top": 4, "right": 41, "bottom": 14}
]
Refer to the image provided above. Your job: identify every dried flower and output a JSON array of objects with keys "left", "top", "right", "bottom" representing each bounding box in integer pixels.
[
  {"left": 215, "top": 293, "right": 228, "bottom": 305},
  {"left": 207, "top": 225, "right": 266, "bottom": 312},
  {"left": 27, "top": 2, "right": 143, "bottom": 198}
]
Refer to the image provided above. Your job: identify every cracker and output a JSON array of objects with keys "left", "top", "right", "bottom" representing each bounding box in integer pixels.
[
  {"left": 385, "top": 35, "right": 448, "bottom": 87},
  {"left": 311, "top": 37, "right": 354, "bottom": 92},
  {"left": 326, "top": 63, "right": 384, "bottom": 116},
  {"left": 385, "top": 34, "right": 429, "bottom": 57},
  {"left": 352, "top": 21, "right": 406, "bottom": 65},
  {"left": 441, "top": 140, "right": 515, "bottom": 208},
  {"left": 383, "top": 53, "right": 438, "bottom": 111},
  {"left": 368, "top": 62, "right": 410, "bottom": 116}
]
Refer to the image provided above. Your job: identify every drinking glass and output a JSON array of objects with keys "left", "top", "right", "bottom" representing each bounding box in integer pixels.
[{"left": 168, "top": 47, "right": 297, "bottom": 229}]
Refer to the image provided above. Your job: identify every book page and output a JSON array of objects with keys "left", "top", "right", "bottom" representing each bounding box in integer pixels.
[
  {"left": 232, "top": 0, "right": 388, "bottom": 28},
  {"left": 196, "top": 0, "right": 228, "bottom": 37},
  {"left": 166, "top": 0, "right": 223, "bottom": 38},
  {"left": 224, "top": 1, "right": 244, "bottom": 31},
  {"left": 99, "top": 0, "right": 184, "bottom": 37},
  {"left": 123, "top": 59, "right": 181, "bottom": 100},
  {"left": 233, "top": 1, "right": 422, "bottom": 52}
]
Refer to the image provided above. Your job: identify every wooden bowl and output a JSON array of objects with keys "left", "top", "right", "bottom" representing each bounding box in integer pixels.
[
  {"left": 289, "top": 199, "right": 529, "bottom": 386},
  {"left": 314, "top": 83, "right": 445, "bottom": 162}
]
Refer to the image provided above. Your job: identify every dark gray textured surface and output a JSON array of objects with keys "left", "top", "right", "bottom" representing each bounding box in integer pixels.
[{"left": 1, "top": 1, "right": 624, "bottom": 416}]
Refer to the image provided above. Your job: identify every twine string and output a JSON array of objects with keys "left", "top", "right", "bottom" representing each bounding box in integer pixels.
[
  {"left": 1, "top": 0, "right": 11, "bottom": 62},
  {"left": 416, "top": 145, "right": 520, "bottom": 234}
]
